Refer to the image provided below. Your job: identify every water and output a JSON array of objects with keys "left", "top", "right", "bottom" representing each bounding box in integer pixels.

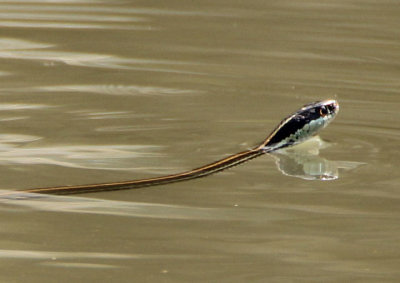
[{"left": 0, "top": 1, "right": 399, "bottom": 282}]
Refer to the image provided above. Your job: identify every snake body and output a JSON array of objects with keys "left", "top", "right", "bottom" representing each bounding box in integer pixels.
[{"left": 21, "top": 100, "right": 339, "bottom": 195}]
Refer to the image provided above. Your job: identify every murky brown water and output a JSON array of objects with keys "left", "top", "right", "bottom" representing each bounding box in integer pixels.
[{"left": 0, "top": 1, "right": 399, "bottom": 282}]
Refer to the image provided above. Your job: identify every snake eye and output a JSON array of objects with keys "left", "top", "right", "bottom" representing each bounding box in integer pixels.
[{"left": 319, "top": 106, "right": 328, "bottom": 117}]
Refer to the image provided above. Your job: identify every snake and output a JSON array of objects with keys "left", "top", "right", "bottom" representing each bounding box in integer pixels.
[{"left": 19, "top": 99, "right": 339, "bottom": 195}]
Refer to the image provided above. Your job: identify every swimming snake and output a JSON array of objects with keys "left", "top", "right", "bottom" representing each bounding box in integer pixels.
[{"left": 18, "top": 100, "right": 339, "bottom": 195}]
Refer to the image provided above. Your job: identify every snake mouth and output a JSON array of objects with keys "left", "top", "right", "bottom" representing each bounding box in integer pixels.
[
  {"left": 322, "top": 99, "right": 339, "bottom": 115},
  {"left": 334, "top": 100, "right": 340, "bottom": 114},
  {"left": 319, "top": 99, "right": 339, "bottom": 128}
]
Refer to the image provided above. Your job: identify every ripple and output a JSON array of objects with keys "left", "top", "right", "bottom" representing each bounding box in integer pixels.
[
  {"left": 0, "top": 247, "right": 201, "bottom": 269},
  {"left": 0, "top": 249, "right": 134, "bottom": 260},
  {"left": 0, "top": 188, "right": 388, "bottom": 222},
  {"left": 0, "top": 1, "right": 105, "bottom": 3},
  {"left": 0, "top": 103, "right": 49, "bottom": 110},
  {"left": 0, "top": 3, "right": 230, "bottom": 17},
  {"left": 0, "top": 12, "right": 144, "bottom": 23},
  {"left": 0, "top": 1, "right": 233, "bottom": 33},
  {"left": 0, "top": 134, "right": 41, "bottom": 143},
  {"left": 0, "top": 116, "right": 28, "bottom": 121},
  {"left": 0, "top": 38, "right": 208, "bottom": 74},
  {"left": 0, "top": 38, "right": 53, "bottom": 50},
  {"left": 0, "top": 144, "right": 169, "bottom": 171},
  {"left": 0, "top": 192, "right": 226, "bottom": 220},
  {"left": 42, "top": 262, "right": 118, "bottom": 269},
  {"left": 37, "top": 84, "right": 196, "bottom": 96},
  {"left": 0, "top": 1, "right": 149, "bottom": 31},
  {"left": 69, "top": 110, "right": 138, "bottom": 120},
  {"left": 96, "top": 125, "right": 172, "bottom": 132},
  {"left": 0, "top": 21, "right": 150, "bottom": 30},
  {"left": 0, "top": 247, "right": 218, "bottom": 268}
]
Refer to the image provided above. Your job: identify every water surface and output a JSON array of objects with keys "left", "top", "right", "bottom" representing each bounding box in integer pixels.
[{"left": 0, "top": 1, "right": 399, "bottom": 282}]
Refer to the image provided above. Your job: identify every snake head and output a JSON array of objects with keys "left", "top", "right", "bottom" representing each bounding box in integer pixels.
[{"left": 261, "top": 99, "right": 339, "bottom": 151}]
